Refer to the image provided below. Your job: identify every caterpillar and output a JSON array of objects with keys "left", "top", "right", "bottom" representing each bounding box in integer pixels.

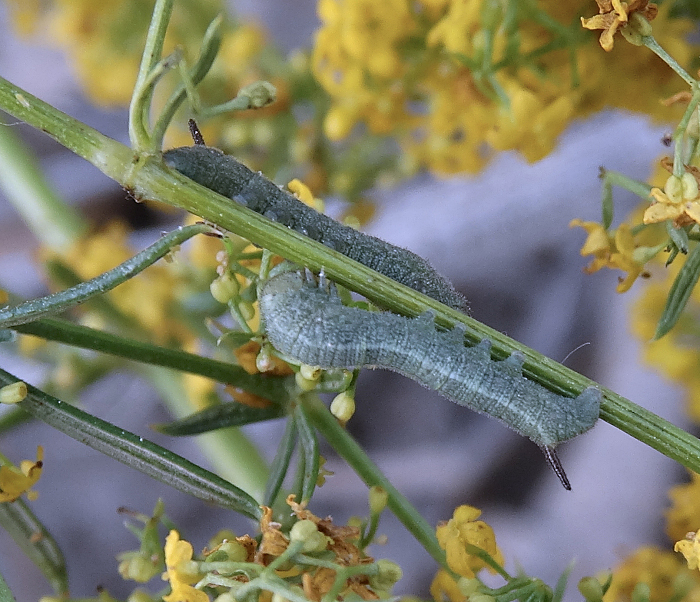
[
  {"left": 258, "top": 270, "right": 602, "bottom": 490},
  {"left": 163, "top": 121, "right": 466, "bottom": 311}
]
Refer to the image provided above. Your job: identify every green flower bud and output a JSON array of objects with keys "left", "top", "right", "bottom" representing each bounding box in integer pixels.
[
  {"left": 457, "top": 578, "right": 480, "bottom": 596},
  {"left": 117, "top": 552, "right": 159, "bottom": 583},
  {"left": 295, "top": 371, "right": 319, "bottom": 391},
  {"left": 210, "top": 273, "right": 239, "bottom": 304},
  {"left": 369, "top": 559, "right": 403, "bottom": 592},
  {"left": 578, "top": 576, "right": 604, "bottom": 602},
  {"left": 665, "top": 175, "right": 684, "bottom": 204},
  {"left": 681, "top": 172, "right": 699, "bottom": 201},
  {"left": 127, "top": 589, "right": 156, "bottom": 602},
  {"left": 238, "top": 81, "right": 277, "bottom": 109},
  {"left": 368, "top": 486, "right": 388, "bottom": 515},
  {"left": 218, "top": 540, "right": 248, "bottom": 563},
  {"left": 631, "top": 582, "right": 651, "bottom": 602},
  {"left": 0, "top": 381, "right": 27, "bottom": 404},
  {"left": 256, "top": 348, "right": 274, "bottom": 373},
  {"left": 330, "top": 391, "right": 355, "bottom": 422},
  {"left": 289, "top": 519, "right": 329, "bottom": 552},
  {"left": 300, "top": 364, "right": 322, "bottom": 381},
  {"left": 238, "top": 301, "right": 256, "bottom": 321},
  {"left": 214, "top": 593, "right": 237, "bottom": 602}
]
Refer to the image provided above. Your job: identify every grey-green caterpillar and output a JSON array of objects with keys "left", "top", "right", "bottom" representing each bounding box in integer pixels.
[
  {"left": 163, "top": 121, "right": 466, "bottom": 311},
  {"left": 259, "top": 270, "right": 601, "bottom": 490}
]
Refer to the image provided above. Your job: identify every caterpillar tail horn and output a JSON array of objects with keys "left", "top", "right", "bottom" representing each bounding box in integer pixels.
[{"left": 540, "top": 445, "right": 571, "bottom": 491}]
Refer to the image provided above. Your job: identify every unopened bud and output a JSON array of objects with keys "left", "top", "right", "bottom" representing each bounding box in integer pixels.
[
  {"left": 0, "top": 381, "right": 27, "bottom": 404},
  {"left": 330, "top": 391, "right": 355, "bottom": 422}
]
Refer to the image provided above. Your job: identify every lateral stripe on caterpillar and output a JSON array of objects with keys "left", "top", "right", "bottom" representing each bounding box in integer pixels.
[
  {"left": 259, "top": 270, "right": 601, "bottom": 489},
  {"left": 163, "top": 144, "right": 466, "bottom": 311}
]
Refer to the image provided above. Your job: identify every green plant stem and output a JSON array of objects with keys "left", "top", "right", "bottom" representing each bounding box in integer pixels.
[
  {"left": 0, "top": 570, "right": 16, "bottom": 602},
  {"left": 142, "top": 364, "right": 271, "bottom": 501},
  {"left": 302, "top": 394, "right": 449, "bottom": 571},
  {"left": 128, "top": 0, "right": 174, "bottom": 148},
  {"left": 0, "top": 499, "right": 67, "bottom": 596},
  {"left": 10, "top": 317, "right": 290, "bottom": 401},
  {"left": 2, "top": 76, "right": 700, "bottom": 480},
  {"left": 0, "top": 126, "right": 87, "bottom": 250},
  {"left": 0, "top": 368, "right": 262, "bottom": 519},
  {"left": 0, "top": 224, "right": 211, "bottom": 328},
  {"left": 643, "top": 36, "right": 695, "bottom": 87}
]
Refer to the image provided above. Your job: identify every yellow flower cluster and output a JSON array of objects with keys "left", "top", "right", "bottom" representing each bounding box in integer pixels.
[
  {"left": 312, "top": 0, "right": 697, "bottom": 174},
  {"left": 157, "top": 496, "right": 400, "bottom": 602},
  {"left": 0, "top": 446, "right": 43, "bottom": 503},
  {"left": 570, "top": 216, "right": 665, "bottom": 293},
  {"left": 602, "top": 547, "right": 700, "bottom": 602},
  {"left": 431, "top": 505, "right": 504, "bottom": 601}
]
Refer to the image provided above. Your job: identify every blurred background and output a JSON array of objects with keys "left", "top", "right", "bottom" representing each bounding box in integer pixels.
[{"left": 0, "top": 1, "right": 692, "bottom": 600}]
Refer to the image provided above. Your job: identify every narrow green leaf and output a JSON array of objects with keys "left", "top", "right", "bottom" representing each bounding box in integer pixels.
[
  {"left": 666, "top": 222, "right": 689, "bottom": 255},
  {"left": 0, "top": 569, "right": 16, "bottom": 602},
  {"left": 655, "top": 243, "right": 700, "bottom": 339},
  {"left": 0, "top": 369, "right": 262, "bottom": 519},
  {"left": 263, "top": 418, "right": 297, "bottom": 507},
  {"left": 0, "top": 223, "right": 210, "bottom": 328},
  {"left": 11, "top": 318, "right": 290, "bottom": 403},
  {"left": 154, "top": 402, "right": 286, "bottom": 436},
  {"left": 294, "top": 401, "right": 319, "bottom": 503},
  {"left": 0, "top": 498, "right": 68, "bottom": 596}
]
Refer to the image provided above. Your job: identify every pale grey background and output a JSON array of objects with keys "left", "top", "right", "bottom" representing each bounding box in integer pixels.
[{"left": 0, "top": 1, "right": 690, "bottom": 600}]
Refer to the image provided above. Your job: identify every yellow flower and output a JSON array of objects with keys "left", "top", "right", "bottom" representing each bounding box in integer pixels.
[
  {"left": 435, "top": 505, "right": 503, "bottom": 578},
  {"left": 570, "top": 220, "right": 652, "bottom": 292},
  {"left": 676, "top": 532, "right": 700, "bottom": 571},
  {"left": 667, "top": 473, "right": 700, "bottom": 543},
  {"left": 162, "top": 530, "right": 208, "bottom": 602},
  {"left": 0, "top": 446, "right": 43, "bottom": 502},
  {"left": 581, "top": 0, "right": 658, "bottom": 52},
  {"left": 430, "top": 569, "right": 467, "bottom": 602},
  {"left": 603, "top": 546, "right": 700, "bottom": 602},
  {"left": 644, "top": 188, "right": 700, "bottom": 228}
]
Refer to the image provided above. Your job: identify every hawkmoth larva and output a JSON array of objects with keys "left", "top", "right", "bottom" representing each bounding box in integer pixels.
[
  {"left": 163, "top": 120, "right": 466, "bottom": 311},
  {"left": 258, "top": 270, "right": 602, "bottom": 490}
]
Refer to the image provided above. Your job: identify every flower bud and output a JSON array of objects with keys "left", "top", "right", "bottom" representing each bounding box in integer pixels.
[
  {"left": 578, "top": 576, "right": 604, "bottom": 602},
  {"left": 457, "top": 578, "right": 480, "bottom": 596},
  {"left": 210, "top": 273, "right": 239, "bottom": 304},
  {"left": 256, "top": 347, "right": 274, "bottom": 373},
  {"left": 681, "top": 172, "right": 699, "bottom": 201},
  {"left": 217, "top": 540, "right": 248, "bottom": 562},
  {"left": 127, "top": 590, "right": 156, "bottom": 602},
  {"left": 368, "top": 486, "right": 388, "bottom": 515},
  {"left": 238, "top": 81, "right": 277, "bottom": 109},
  {"left": 665, "top": 175, "right": 684, "bottom": 204},
  {"left": 330, "top": 391, "right": 355, "bottom": 422},
  {"left": 0, "top": 381, "right": 27, "bottom": 404},
  {"left": 295, "top": 371, "right": 319, "bottom": 391},
  {"left": 238, "top": 301, "right": 256, "bottom": 322},
  {"left": 300, "top": 364, "right": 322, "bottom": 381},
  {"left": 117, "top": 552, "right": 159, "bottom": 582},
  {"left": 369, "top": 559, "right": 403, "bottom": 591},
  {"left": 289, "top": 519, "right": 329, "bottom": 552}
]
